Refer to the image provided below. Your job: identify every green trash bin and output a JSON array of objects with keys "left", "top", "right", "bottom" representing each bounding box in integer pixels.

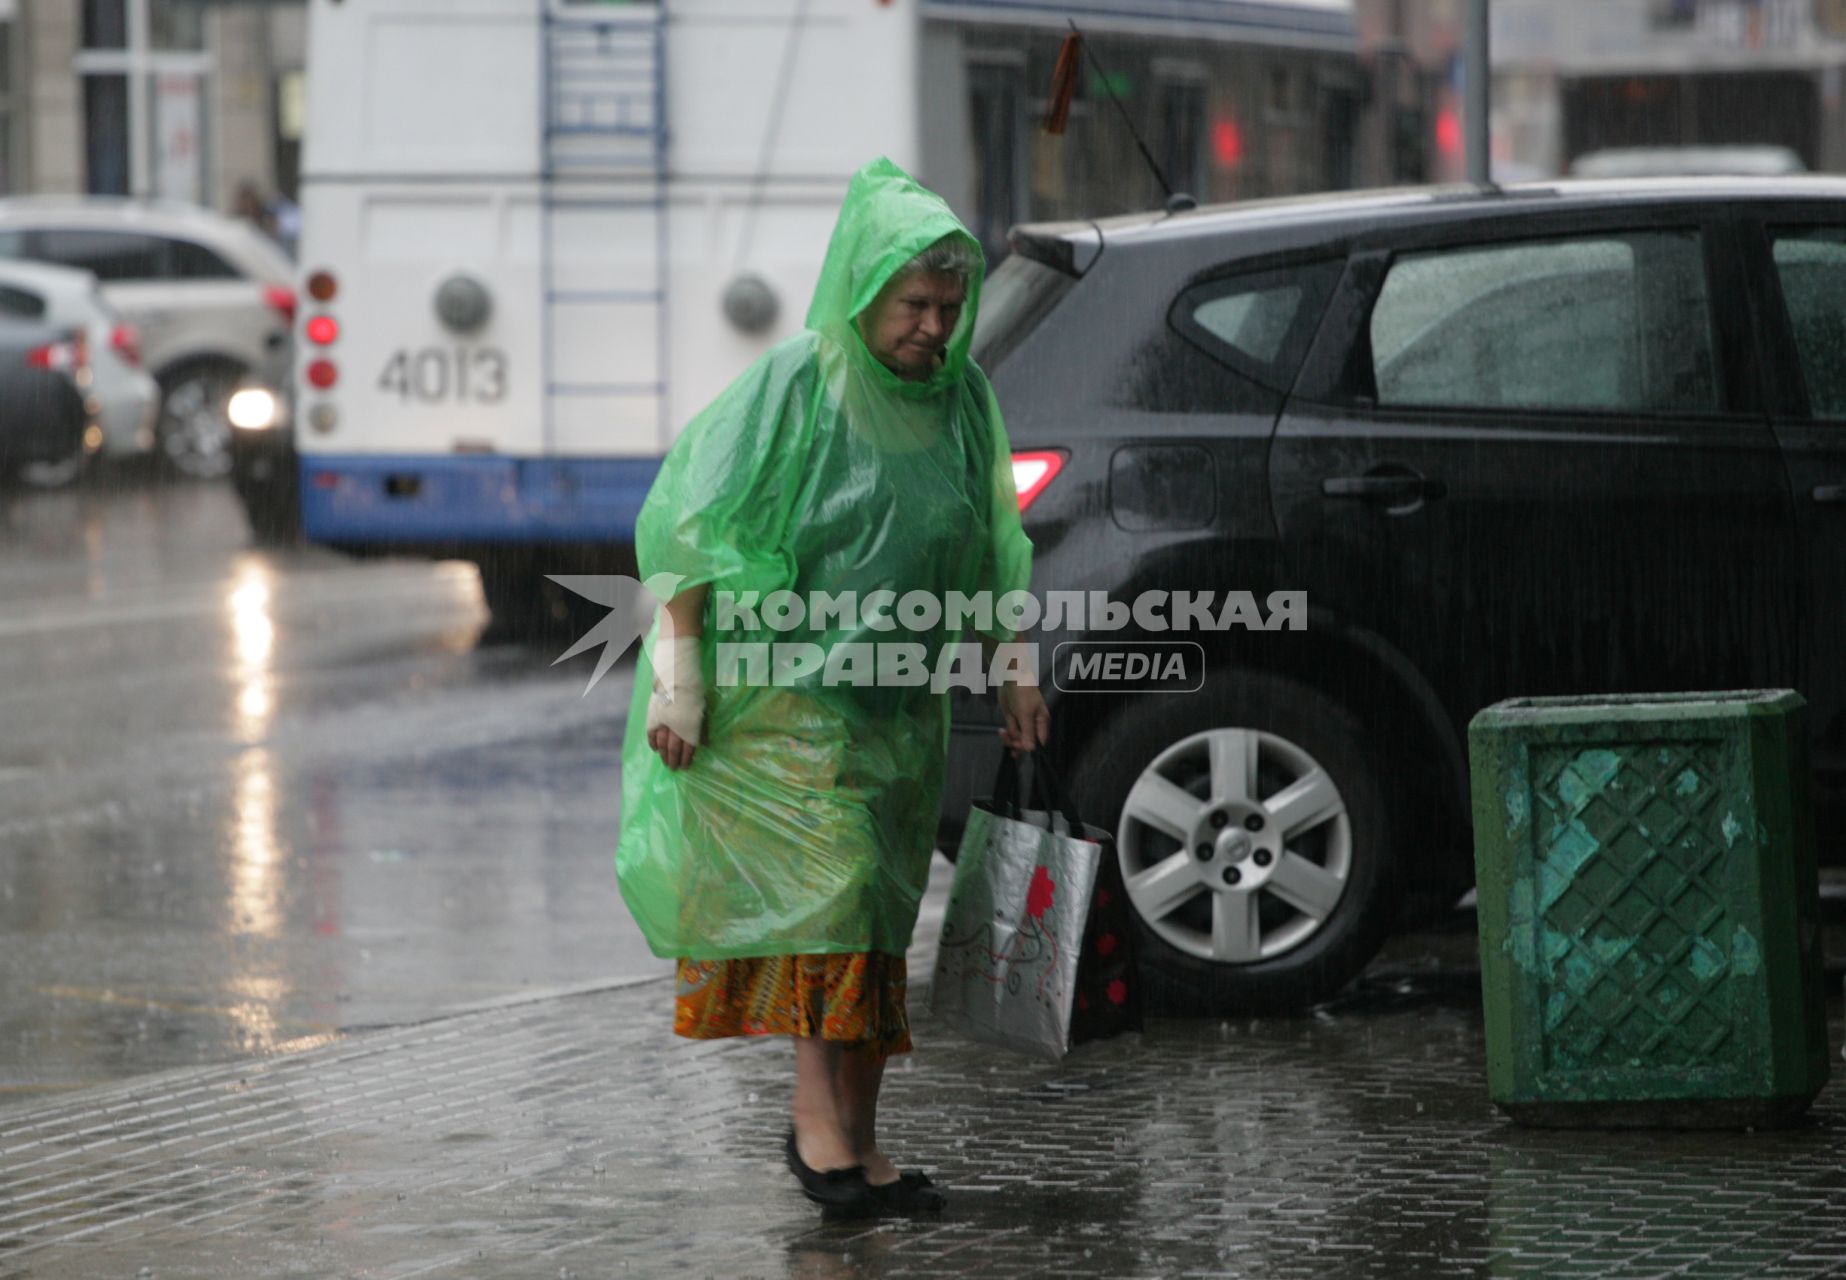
[{"left": 1469, "top": 690, "right": 1829, "bottom": 1128}]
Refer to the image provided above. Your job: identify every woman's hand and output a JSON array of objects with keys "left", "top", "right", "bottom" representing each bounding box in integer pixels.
[
  {"left": 647, "top": 724, "right": 698, "bottom": 771},
  {"left": 998, "top": 681, "right": 1050, "bottom": 756},
  {"left": 645, "top": 633, "right": 705, "bottom": 771}
]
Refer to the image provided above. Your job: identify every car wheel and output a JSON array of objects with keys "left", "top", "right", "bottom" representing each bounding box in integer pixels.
[
  {"left": 157, "top": 365, "right": 243, "bottom": 480},
  {"left": 475, "top": 553, "right": 605, "bottom": 646},
  {"left": 1066, "top": 672, "right": 1398, "bottom": 1014},
  {"left": 238, "top": 486, "right": 301, "bottom": 545}
]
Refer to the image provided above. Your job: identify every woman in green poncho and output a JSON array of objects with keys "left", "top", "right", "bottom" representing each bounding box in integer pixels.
[{"left": 616, "top": 157, "right": 1047, "bottom": 1214}]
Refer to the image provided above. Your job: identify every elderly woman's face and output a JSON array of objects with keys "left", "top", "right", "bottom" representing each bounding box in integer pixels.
[{"left": 858, "top": 270, "right": 965, "bottom": 379}]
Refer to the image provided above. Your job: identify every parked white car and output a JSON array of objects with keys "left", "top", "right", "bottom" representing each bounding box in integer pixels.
[
  {"left": 1568, "top": 145, "right": 1808, "bottom": 178},
  {"left": 0, "top": 197, "right": 296, "bottom": 479},
  {"left": 0, "top": 259, "right": 158, "bottom": 487}
]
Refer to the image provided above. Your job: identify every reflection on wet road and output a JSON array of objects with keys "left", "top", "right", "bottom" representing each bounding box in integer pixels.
[{"left": 0, "top": 476, "right": 668, "bottom": 1098}]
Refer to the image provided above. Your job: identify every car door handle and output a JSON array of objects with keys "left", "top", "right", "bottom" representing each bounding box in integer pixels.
[
  {"left": 1321, "top": 475, "right": 1447, "bottom": 503},
  {"left": 1813, "top": 484, "right": 1846, "bottom": 504}
]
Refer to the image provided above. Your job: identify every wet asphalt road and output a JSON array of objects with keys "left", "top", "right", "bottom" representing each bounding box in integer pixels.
[
  {"left": 16, "top": 477, "right": 1846, "bottom": 1279},
  {"left": 0, "top": 472, "right": 671, "bottom": 1099}
]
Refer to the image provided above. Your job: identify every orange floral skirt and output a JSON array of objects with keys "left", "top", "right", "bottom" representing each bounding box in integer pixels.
[{"left": 674, "top": 951, "right": 912, "bottom": 1057}]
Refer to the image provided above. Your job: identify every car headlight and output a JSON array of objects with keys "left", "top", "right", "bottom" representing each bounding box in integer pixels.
[{"left": 228, "top": 387, "right": 282, "bottom": 431}]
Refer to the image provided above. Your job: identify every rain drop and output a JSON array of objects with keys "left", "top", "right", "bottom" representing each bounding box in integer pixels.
[
  {"left": 137, "top": 1270, "right": 153, "bottom": 1280},
  {"left": 746, "top": 1092, "right": 758, "bottom": 1103},
  {"left": 592, "top": 1160, "right": 605, "bottom": 1175}
]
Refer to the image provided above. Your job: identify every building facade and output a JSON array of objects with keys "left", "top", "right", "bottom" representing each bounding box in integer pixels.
[
  {"left": 0, "top": 0, "right": 304, "bottom": 214},
  {"left": 1491, "top": 0, "right": 1846, "bottom": 176}
]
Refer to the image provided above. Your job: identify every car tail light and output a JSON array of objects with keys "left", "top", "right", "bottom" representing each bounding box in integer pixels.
[
  {"left": 27, "top": 330, "right": 86, "bottom": 373},
  {"left": 307, "top": 270, "right": 338, "bottom": 303},
  {"left": 264, "top": 284, "right": 298, "bottom": 326},
  {"left": 305, "top": 315, "right": 339, "bottom": 346},
  {"left": 1012, "top": 450, "right": 1066, "bottom": 512},
  {"left": 110, "top": 324, "right": 142, "bottom": 367},
  {"left": 306, "top": 358, "right": 339, "bottom": 390}
]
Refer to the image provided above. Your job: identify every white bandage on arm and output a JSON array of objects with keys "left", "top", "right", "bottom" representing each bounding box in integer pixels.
[{"left": 644, "top": 635, "right": 705, "bottom": 745}]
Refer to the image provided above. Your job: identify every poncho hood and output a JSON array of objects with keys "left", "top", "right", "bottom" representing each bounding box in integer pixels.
[{"left": 805, "top": 156, "right": 986, "bottom": 395}]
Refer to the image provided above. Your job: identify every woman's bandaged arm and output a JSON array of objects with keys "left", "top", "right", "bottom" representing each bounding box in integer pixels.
[{"left": 646, "top": 585, "right": 709, "bottom": 745}]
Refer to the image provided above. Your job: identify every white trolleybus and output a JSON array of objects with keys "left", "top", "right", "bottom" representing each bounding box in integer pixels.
[{"left": 291, "top": 0, "right": 1358, "bottom": 634}]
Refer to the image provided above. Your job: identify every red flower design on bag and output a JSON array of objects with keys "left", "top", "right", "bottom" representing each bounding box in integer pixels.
[
  {"left": 1096, "top": 933, "right": 1117, "bottom": 957},
  {"left": 1107, "top": 979, "right": 1127, "bottom": 1005},
  {"left": 1026, "top": 866, "right": 1056, "bottom": 920}
]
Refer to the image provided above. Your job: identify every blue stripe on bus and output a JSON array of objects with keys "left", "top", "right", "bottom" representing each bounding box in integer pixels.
[{"left": 298, "top": 453, "right": 662, "bottom": 544}]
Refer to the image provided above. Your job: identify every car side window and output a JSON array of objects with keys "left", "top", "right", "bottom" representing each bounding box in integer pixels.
[
  {"left": 1172, "top": 260, "right": 1342, "bottom": 391},
  {"left": 32, "top": 229, "right": 167, "bottom": 281},
  {"left": 1769, "top": 229, "right": 1846, "bottom": 419},
  {"left": 0, "top": 285, "right": 45, "bottom": 319},
  {"left": 1367, "top": 232, "right": 1720, "bottom": 414},
  {"left": 165, "top": 238, "right": 242, "bottom": 281}
]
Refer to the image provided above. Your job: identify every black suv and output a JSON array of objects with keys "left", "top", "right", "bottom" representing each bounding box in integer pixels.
[{"left": 945, "top": 177, "right": 1846, "bottom": 1013}]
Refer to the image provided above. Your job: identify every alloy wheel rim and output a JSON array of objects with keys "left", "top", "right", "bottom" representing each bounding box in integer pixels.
[
  {"left": 1118, "top": 726, "right": 1352, "bottom": 964},
  {"left": 160, "top": 377, "right": 234, "bottom": 478}
]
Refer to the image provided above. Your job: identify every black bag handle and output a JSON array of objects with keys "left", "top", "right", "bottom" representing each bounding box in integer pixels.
[{"left": 990, "top": 750, "right": 1085, "bottom": 834}]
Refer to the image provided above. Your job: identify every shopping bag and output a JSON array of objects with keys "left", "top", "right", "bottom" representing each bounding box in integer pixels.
[
  {"left": 1068, "top": 817, "right": 1143, "bottom": 1048},
  {"left": 929, "top": 751, "right": 1140, "bottom": 1060}
]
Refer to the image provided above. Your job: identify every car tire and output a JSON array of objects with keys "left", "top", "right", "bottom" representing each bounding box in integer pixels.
[
  {"left": 475, "top": 552, "right": 608, "bottom": 647},
  {"left": 238, "top": 486, "right": 301, "bottom": 545},
  {"left": 1065, "top": 672, "right": 1398, "bottom": 1015},
  {"left": 156, "top": 363, "right": 244, "bottom": 480}
]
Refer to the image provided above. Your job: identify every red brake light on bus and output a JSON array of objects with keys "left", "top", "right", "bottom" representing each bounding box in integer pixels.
[
  {"left": 307, "top": 271, "right": 338, "bottom": 303},
  {"left": 306, "top": 316, "right": 339, "bottom": 346},
  {"left": 306, "top": 359, "right": 339, "bottom": 390},
  {"left": 265, "top": 285, "right": 298, "bottom": 326},
  {"left": 1012, "top": 450, "right": 1066, "bottom": 511}
]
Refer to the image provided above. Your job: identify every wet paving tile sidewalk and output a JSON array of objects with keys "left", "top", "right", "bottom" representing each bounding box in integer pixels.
[{"left": 4, "top": 969, "right": 1846, "bottom": 1280}]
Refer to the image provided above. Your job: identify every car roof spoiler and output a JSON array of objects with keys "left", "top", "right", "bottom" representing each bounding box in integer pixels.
[{"left": 1009, "top": 221, "right": 1105, "bottom": 278}]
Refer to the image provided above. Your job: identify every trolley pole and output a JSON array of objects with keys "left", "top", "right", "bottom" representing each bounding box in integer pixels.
[{"left": 1466, "top": 0, "right": 1490, "bottom": 184}]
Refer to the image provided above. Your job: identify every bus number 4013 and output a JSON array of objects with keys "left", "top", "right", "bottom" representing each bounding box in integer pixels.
[{"left": 378, "top": 348, "right": 508, "bottom": 404}]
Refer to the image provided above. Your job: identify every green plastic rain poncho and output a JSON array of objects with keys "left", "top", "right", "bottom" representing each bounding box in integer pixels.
[{"left": 615, "top": 157, "right": 1034, "bottom": 960}]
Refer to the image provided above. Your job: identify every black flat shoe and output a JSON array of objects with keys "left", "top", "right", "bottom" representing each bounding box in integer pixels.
[
  {"left": 866, "top": 1169, "right": 944, "bottom": 1213},
  {"left": 784, "top": 1130, "right": 877, "bottom": 1212}
]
